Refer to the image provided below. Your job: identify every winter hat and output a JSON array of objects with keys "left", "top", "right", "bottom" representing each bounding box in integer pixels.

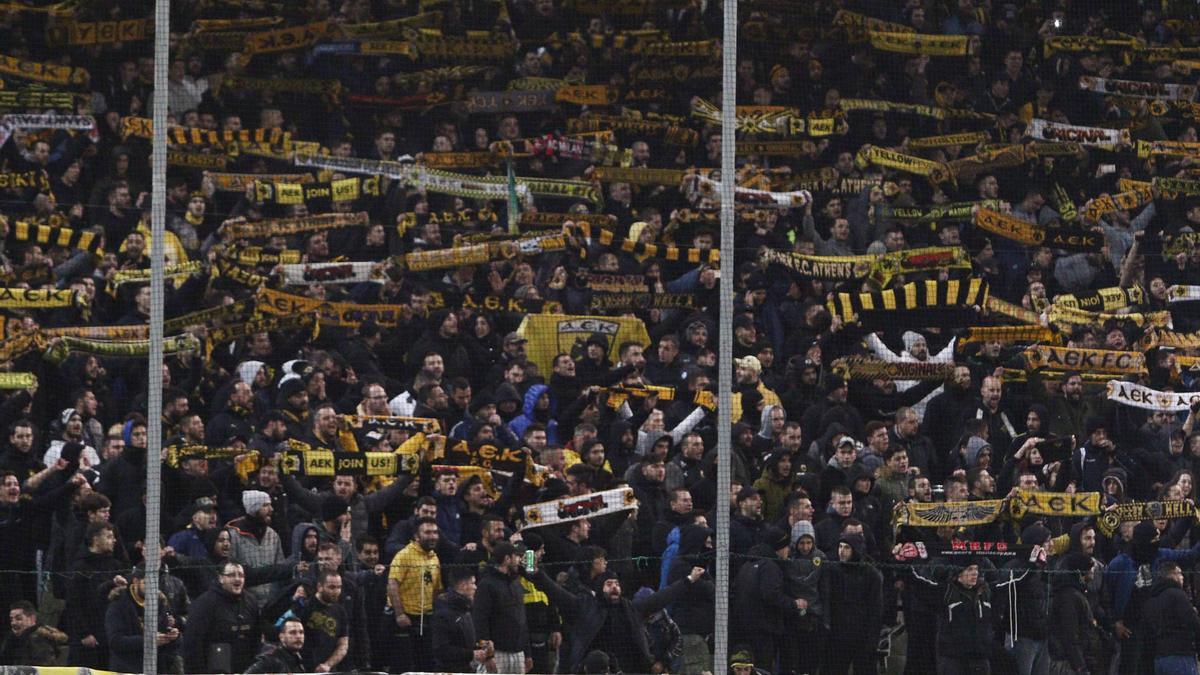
[
  {"left": 734, "top": 355, "right": 762, "bottom": 374},
  {"left": 237, "top": 361, "right": 266, "bottom": 386},
  {"left": 964, "top": 436, "right": 991, "bottom": 469},
  {"left": 760, "top": 525, "right": 791, "bottom": 551},
  {"left": 321, "top": 495, "right": 349, "bottom": 522},
  {"left": 902, "top": 331, "right": 926, "bottom": 354},
  {"left": 242, "top": 490, "right": 271, "bottom": 516},
  {"left": 791, "top": 520, "right": 816, "bottom": 546},
  {"left": 839, "top": 533, "right": 866, "bottom": 561},
  {"left": 591, "top": 569, "right": 619, "bottom": 595},
  {"left": 278, "top": 377, "right": 306, "bottom": 401},
  {"left": 1021, "top": 522, "right": 1052, "bottom": 547}
]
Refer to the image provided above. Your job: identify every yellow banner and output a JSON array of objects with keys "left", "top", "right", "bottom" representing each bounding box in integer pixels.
[
  {"left": 0, "top": 53, "right": 88, "bottom": 87},
  {"left": 516, "top": 314, "right": 650, "bottom": 376},
  {"left": 869, "top": 31, "right": 971, "bottom": 56},
  {"left": 256, "top": 287, "right": 410, "bottom": 328}
]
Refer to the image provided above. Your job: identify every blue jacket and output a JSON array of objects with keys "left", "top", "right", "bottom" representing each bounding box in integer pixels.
[
  {"left": 1106, "top": 541, "right": 1200, "bottom": 623},
  {"left": 507, "top": 384, "right": 559, "bottom": 444}
]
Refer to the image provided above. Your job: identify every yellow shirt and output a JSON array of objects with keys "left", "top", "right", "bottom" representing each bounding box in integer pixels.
[{"left": 388, "top": 541, "right": 442, "bottom": 615}]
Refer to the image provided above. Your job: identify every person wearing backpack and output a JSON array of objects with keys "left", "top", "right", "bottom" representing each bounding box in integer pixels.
[{"left": 731, "top": 526, "right": 804, "bottom": 673}]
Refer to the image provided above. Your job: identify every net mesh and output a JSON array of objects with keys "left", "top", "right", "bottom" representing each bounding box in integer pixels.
[{"left": 2, "top": 0, "right": 1200, "bottom": 674}]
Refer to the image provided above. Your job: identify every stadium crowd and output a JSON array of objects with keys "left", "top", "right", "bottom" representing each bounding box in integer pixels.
[{"left": 6, "top": 0, "right": 1200, "bottom": 674}]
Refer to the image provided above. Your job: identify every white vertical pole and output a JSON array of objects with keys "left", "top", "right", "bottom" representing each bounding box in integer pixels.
[
  {"left": 714, "top": 0, "right": 738, "bottom": 669},
  {"left": 143, "top": 0, "right": 169, "bottom": 670}
]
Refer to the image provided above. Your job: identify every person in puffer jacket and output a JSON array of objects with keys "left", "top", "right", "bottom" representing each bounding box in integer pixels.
[{"left": 507, "top": 384, "right": 559, "bottom": 445}]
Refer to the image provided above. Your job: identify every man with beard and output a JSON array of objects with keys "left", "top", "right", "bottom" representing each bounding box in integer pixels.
[
  {"left": 44, "top": 409, "right": 101, "bottom": 468},
  {"left": 1049, "top": 553, "right": 1101, "bottom": 675},
  {"left": 729, "top": 486, "right": 765, "bottom": 576},
  {"left": 1040, "top": 371, "right": 1097, "bottom": 440},
  {"left": 407, "top": 310, "right": 471, "bottom": 379},
  {"left": 923, "top": 365, "right": 976, "bottom": 469},
  {"left": 0, "top": 420, "right": 40, "bottom": 482},
  {"left": 283, "top": 468, "right": 413, "bottom": 546},
  {"left": 206, "top": 381, "right": 255, "bottom": 445},
  {"left": 182, "top": 561, "right": 262, "bottom": 673},
  {"left": 245, "top": 617, "right": 306, "bottom": 674},
  {"left": 472, "top": 542, "right": 529, "bottom": 674},
  {"left": 291, "top": 569, "right": 349, "bottom": 672},
  {"left": 0, "top": 601, "right": 67, "bottom": 666},
  {"left": 731, "top": 356, "right": 781, "bottom": 426},
  {"left": 387, "top": 516, "right": 442, "bottom": 673},
  {"left": 104, "top": 566, "right": 179, "bottom": 672},
  {"left": 276, "top": 379, "right": 311, "bottom": 438},
  {"left": 530, "top": 552, "right": 705, "bottom": 673},
  {"left": 226, "top": 490, "right": 287, "bottom": 606},
  {"left": 965, "top": 376, "right": 1017, "bottom": 458}
]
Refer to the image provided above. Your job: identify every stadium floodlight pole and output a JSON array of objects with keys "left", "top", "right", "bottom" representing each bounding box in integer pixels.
[
  {"left": 143, "top": 0, "right": 170, "bottom": 670},
  {"left": 714, "top": 0, "right": 737, "bottom": 669}
]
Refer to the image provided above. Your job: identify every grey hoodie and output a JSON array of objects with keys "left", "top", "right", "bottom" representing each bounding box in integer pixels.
[{"left": 965, "top": 436, "right": 991, "bottom": 470}]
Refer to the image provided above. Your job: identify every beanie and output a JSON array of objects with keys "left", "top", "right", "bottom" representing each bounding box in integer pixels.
[
  {"left": 242, "top": 490, "right": 271, "bottom": 516},
  {"left": 791, "top": 520, "right": 816, "bottom": 546},
  {"left": 321, "top": 495, "right": 348, "bottom": 522}
]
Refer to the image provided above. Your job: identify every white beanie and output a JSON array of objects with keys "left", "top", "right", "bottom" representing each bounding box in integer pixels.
[
  {"left": 242, "top": 490, "right": 271, "bottom": 516},
  {"left": 236, "top": 361, "right": 265, "bottom": 386},
  {"left": 902, "top": 331, "right": 925, "bottom": 354}
]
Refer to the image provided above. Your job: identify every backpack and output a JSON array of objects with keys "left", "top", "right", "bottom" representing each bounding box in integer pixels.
[{"left": 642, "top": 608, "right": 682, "bottom": 667}]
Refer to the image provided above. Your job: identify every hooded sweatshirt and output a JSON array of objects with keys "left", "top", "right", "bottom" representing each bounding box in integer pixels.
[
  {"left": 824, "top": 534, "right": 883, "bottom": 642},
  {"left": 507, "top": 383, "right": 558, "bottom": 444}
]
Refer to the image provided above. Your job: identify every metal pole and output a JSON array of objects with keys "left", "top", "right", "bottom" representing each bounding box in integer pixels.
[
  {"left": 714, "top": 0, "right": 737, "bottom": 668},
  {"left": 143, "top": 0, "right": 169, "bottom": 670}
]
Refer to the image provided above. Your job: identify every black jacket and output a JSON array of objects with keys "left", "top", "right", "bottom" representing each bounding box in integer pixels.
[
  {"left": 1048, "top": 573, "right": 1095, "bottom": 671},
  {"left": 181, "top": 584, "right": 262, "bottom": 673},
  {"left": 664, "top": 524, "right": 715, "bottom": 635},
  {"left": 64, "top": 550, "right": 124, "bottom": 646},
  {"left": 431, "top": 589, "right": 477, "bottom": 672},
  {"left": 1143, "top": 578, "right": 1200, "bottom": 657},
  {"left": 731, "top": 543, "right": 796, "bottom": 639},
  {"left": 105, "top": 586, "right": 177, "bottom": 673},
  {"left": 472, "top": 565, "right": 528, "bottom": 652},
  {"left": 821, "top": 538, "right": 883, "bottom": 643},
  {"left": 995, "top": 560, "right": 1048, "bottom": 640},
  {"left": 0, "top": 623, "right": 66, "bottom": 666},
  {"left": 936, "top": 580, "right": 994, "bottom": 661},
  {"left": 244, "top": 644, "right": 306, "bottom": 674},
  {"left": 531, "top": 569, "right": 692, "bottom": 673}
]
